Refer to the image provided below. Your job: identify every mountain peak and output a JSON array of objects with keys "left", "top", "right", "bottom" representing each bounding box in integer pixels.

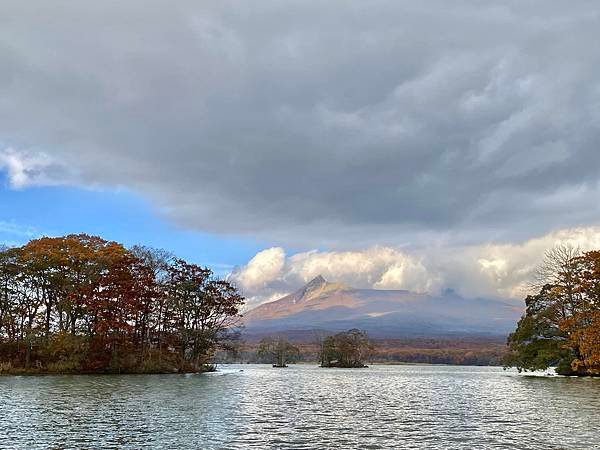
[
  {"left": 305, "top": 275, "right": 327, "bottom": 288},
  {"left": 242, "top": 274, "right": 353, "bottom": 322},
  {"left": 294, "top": 275, "right": 333, "bottom": 303},
  {"left": 243, "top": 278, "right": 521, "bottom": 336}
]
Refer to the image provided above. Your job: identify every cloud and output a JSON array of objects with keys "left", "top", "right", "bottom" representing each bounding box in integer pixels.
[
  {"left": 231, "top": 226, "right": 600, "bottom": 306},
  {"left": 232, "top": 247, "right": 286, "bottom": 292},
  {"left": 231, "top": 245, "right": 435, "bottom": 308},
  {"left": 443, "top": 226, "right": 600, "bottom": 299},
  {"left": 0, "top": 1, "right": 600, "bottom": 247},
  {"left": 0, "top": 148, "right": 73, "bottom": 189}
]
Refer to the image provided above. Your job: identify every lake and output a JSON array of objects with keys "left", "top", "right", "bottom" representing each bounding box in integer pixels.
[{"left": 1, "top": 364, "right": 599, "bottom": 449}]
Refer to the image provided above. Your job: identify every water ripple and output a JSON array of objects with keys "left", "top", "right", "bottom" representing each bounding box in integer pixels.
[{"left": 1, "top": 365, "right": 599, "bottom": 449}]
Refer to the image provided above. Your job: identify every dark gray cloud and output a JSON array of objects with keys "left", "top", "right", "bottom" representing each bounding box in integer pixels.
[{"left": 1, "top": 1, "right": 600, "bottom": 248}]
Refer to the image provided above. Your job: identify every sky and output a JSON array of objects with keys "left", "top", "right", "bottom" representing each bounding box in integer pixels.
[{"left": 2, "top": 1, "right": 600, "bottom": 306}]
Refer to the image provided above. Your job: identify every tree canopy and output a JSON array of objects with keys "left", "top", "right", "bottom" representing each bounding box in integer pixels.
[
  {"left": 505, "top": 246, "right": 600, "bottom": 375},
  {"left": 0, "top": 234, "right": 244, "bottom": 374},
  {"left": 320, "top": 329, "right": 372, "bottom": 368},
  {"left": 257, "top": 336, "right": 299, "bottom": 367}
]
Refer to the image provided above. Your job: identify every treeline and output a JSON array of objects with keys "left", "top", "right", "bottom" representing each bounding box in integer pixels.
[
  {"left": 372, "top": 337, "right": 507, "bottom": 366},
  {"left": 229, "top": 336, "right": 506, "bottom": 366},
  {"left": 505, "top": 246, "right": 600, "bottom": 376},
  {"left": 0, "top": 234, "right": 243, "bottom": 374}
]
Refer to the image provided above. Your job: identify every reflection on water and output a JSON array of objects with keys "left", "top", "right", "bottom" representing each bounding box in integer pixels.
[{"left": 1, "top": 365, "right": 599, "bottom": 449}]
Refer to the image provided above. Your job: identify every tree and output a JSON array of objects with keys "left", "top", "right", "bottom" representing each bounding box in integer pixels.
[
  {"left": 532, "top": 243, "right": 582, "bottom": 320},
  {"left": 563, "top": 251, "right": 600, "bottom": 374},
  {"left": 130, "top": 245, "right": 174, "bottom": 361},
  {"left": 320, "top": 329, "right": 372, "bottom": 368},
  {"left": 505, "top": 246, "right": 600, "bottom": 375},
  {"left": 0, "top": 247, "right": 18, "bottom": 342},
  {"left": 312, "top": 330, "right": 329, "bottom": 367},
  {"left": 257, "top": 336, "right": 300, "bottom": 367},
  {"left": 0, "top": 234, "right": 245, "bottom": 374},
  {"left": 504, "top": 285, "right": 573, "bottom": 374},
  {"left": 164, "top": 259, "right": 244, "bottom": 371}
]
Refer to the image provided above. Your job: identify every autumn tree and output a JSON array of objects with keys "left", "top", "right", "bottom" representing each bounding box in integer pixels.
[
  {"left": 257, "top": 336, "right": 300, "bottom": 367},
  {"left": 0, "top": 235, "right": 244, "bottom": 374},
  {"left": 504, "top": 285, "right": 574, "bottom": 374},
  {"left": 0, "top": 247, "right": 20, "bottom": 351},
  {"left": 130, "top": 245, "right": 174, "bottom": 361},
  {"left": 506, "top": 246, "right": 600, "bottom": 375},
  {"left": 532, "top": 243, "right": 582, "bottom": 319},
  {"left": 157, "top": 258, "right": 243, "bottom": 371},
  {"left": 320, "top": 329, "right": 372, "bottom": 368},
  {"left": 564, "top": 251, "right": 600, "bottom": 374}
]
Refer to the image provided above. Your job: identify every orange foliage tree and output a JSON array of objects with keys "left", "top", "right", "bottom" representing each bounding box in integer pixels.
[
  {"left": 506, "top": 246, "right": 600, "bottom": 375},
  {"left": 0, "top": 234, "right": 243, "bottom": 373}
]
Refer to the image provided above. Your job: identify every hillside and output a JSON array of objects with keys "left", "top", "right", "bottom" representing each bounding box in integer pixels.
[{"left": 243, "top": 276, "right": 523, "bottom": 338}]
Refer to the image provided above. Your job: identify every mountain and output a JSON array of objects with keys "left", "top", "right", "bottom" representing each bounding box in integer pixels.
[{"left": 243, "top": 276, "right": 523, "bottom": 338}]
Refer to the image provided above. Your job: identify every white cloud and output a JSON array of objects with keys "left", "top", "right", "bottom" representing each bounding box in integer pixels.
[
  {"left": 286, "top": 247, "right": 432, "bottom": 291},
  {"left": 232, "top": 226, "right": 600, "bottom": 306},
  {"left": 231, "top": 246, "right": 430, "bottom": 309},
  {"left": 0, "top": 148, "right": 73, "bottom": 189},
  {"left": 232, "top": 247, "right": 286, "bottom": 292},
  {"left": 374, "top": 259, "right": 440, "bottom": 293},
  {"left": 444, "top": 226, "right": 600, "bottom": 299}
]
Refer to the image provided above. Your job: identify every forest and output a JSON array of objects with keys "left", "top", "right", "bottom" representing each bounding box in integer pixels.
[
  {"left": 505, "top": 246, "right": 600, "bottom": 376},
  {"left": 0, "top": 234, "right": 244, "bottom": 374},
  {"left": 224, "top": 335, "right": 507, "bottom": 366}
]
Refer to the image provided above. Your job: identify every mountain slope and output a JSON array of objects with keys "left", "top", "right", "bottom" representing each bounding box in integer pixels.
[{"left": 243, "top": 276, "right": 523, "bottom": 337}]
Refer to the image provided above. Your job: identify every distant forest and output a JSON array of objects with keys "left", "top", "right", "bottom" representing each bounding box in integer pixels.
[
  {"left": 0, "top": 235, "right": 243, "bottom": 374},
  {"left": 219, "top": 335, "right": 508, "bottom": 366}
]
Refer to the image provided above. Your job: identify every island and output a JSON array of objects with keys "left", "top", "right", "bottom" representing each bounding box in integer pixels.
[
  {"left": 252, "top": 329, "right": 373, "bottom": 368},
  {"left": 257, "top": 336, "right": 300, "bottom": 367},
  {"left": 318, "top": 329, "right": 372, "bottom": 368},
  {"left": 0, "top": 234, "right": 244, "bottom": 375}
]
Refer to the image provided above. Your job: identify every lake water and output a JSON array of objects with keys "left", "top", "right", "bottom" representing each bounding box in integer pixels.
[{"left": 1, "top": 364, "right": 599, "bottom": 449}]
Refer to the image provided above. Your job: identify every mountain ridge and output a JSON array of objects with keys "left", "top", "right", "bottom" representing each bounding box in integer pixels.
[{"left": 243, "top": 275, "right": 523, "bottom": 338}]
